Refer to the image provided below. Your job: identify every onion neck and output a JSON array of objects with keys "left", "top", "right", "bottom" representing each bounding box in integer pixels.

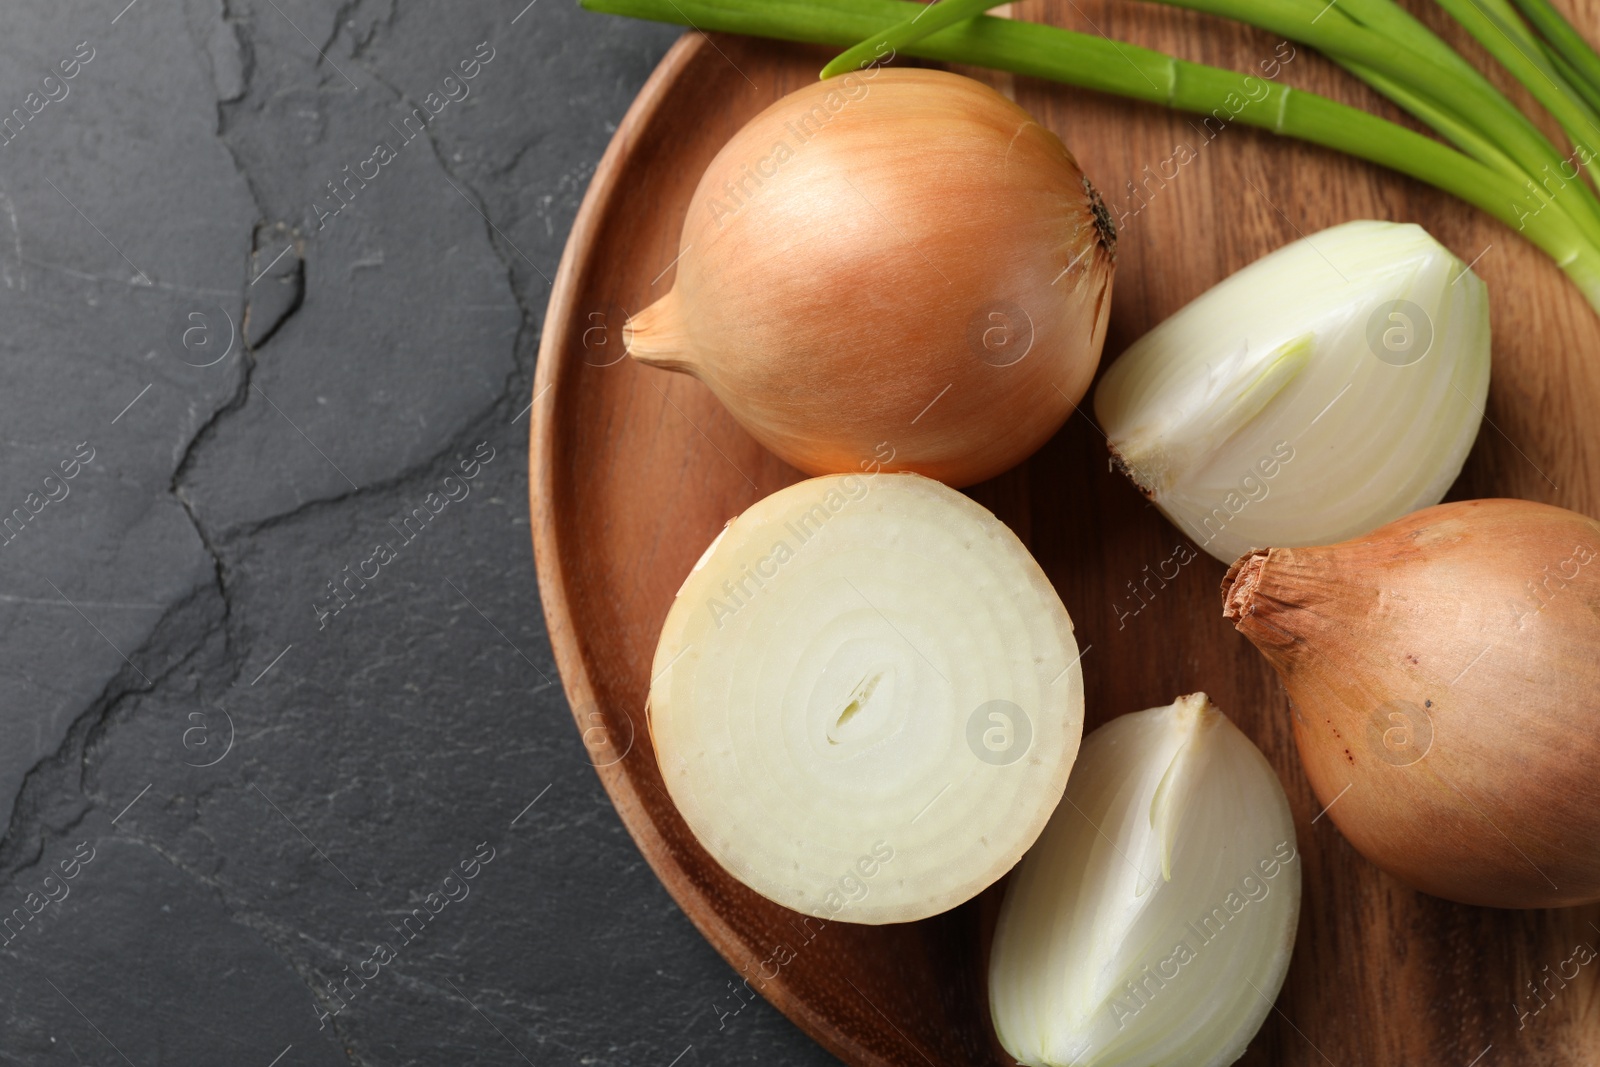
[
  {"left": 1221, "top": 546, "right": 1331, "bottom": 663},
  {"left": 625, "top": 290, "right": 697, "bottom": 374},
  {"left": 1222, "top": 550, "right": 1269, "bottom": 620},
  {"left": 1225, "top": 542, "right": 1434, "bottom": 747}
]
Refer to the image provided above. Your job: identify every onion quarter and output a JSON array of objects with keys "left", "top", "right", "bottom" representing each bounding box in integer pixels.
[{"left": 990, "top": 694, "right": 1301, "bottom": 1067}]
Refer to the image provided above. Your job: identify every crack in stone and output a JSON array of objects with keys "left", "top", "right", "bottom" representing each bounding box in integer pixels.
[
  {"left": 2, "top": 0, "right": 265, "bottom": 895},
  {"left": 168, "top": 2, "right": 300, "bottom": 694},
  {"left": 346, "top": 50, "right": 541, "bottom": 360},
  {"left": 0, "top": 578, "right": 225, "bottom": 875},
  {"left": 352, "top": 57, "right": 543, "bottom": 448},
  {"left": 244, "top": 222, "right": 306, "bottom": 348},
  {"left": 321, "top": 0, "right": 369, "bottom": 61},
  {"left": 221, "top": 397, "right": 520, "bottom": 543},
  {"left": 177, "top": 35, "right": 538, "bottom": 544}
]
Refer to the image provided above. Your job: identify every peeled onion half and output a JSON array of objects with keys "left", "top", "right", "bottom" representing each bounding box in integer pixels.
[{"left": 648, "top": 472, "right": 1084, "bottom": 923}]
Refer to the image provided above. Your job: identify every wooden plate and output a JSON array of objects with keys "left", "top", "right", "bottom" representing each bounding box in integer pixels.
[{"left": 531, "top": 9, "right": 1600, "bottom": 1064}]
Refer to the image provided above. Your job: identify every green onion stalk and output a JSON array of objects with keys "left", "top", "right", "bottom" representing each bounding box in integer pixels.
[
  {"left": 1143, "top": 0, "right": 1600, "bottom": 229},
  {"left": 1433, "top": 0, "right": 1600, "bottom": 163},
  {"left": 1543, "top": 41, "right": 1600, "bottom": 117},
  {"left": 1510, "top": 0, "right": 1600, "bottom": 108},
  {"left": 581, "top": 0, "right": 1600, "bottom": 314},
  {"left": 827, "top": 0, "right": 1600, "bottom": 248},
  {"left": 832, "top": 0, "right": 1593, "bottom": 239}
]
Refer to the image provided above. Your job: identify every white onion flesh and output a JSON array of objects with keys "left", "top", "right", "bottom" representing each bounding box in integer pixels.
[
  {"left": 1094, "top": 220, "right": 1489, "bottom": 564},
  {"left": 990, "top": 694, "right": 1301, "bottom": 1067},
  {"left": 649, "top": 472, "right": 1084, "bottom": 924}
]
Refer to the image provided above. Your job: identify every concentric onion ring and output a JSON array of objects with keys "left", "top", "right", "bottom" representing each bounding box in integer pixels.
[{"left": 649, "top": 472, "right": 1084, "bottom": 924}]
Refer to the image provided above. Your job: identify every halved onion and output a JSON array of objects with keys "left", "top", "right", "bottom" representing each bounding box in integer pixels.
[{"left": 648, "top": 472, "right": 1084, "bottom": 924}]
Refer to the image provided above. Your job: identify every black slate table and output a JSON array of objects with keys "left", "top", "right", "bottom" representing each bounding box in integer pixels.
[{"left": 0, "top": 3, "right": 836, "bottom": 1064}]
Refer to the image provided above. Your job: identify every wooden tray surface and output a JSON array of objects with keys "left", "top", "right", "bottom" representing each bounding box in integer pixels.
[{"left": 531, "top": 8, "right": 1600, "bottom": 1064}]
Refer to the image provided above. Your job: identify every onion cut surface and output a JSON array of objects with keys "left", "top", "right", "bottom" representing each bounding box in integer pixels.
[{"left": 648, "top": 473, "right": 1084, "bottom": 924}]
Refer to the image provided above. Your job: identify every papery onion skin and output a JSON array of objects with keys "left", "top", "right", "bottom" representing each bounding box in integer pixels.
[
  {"left": 626, "top": 68, "right": 1115, "bottom": 488},
  {"left": 649, "top": 472, "right": 1085, "bottom": 923},
  {"left": 1223, "top": 498, "right": 1600, "bottom": 908}
]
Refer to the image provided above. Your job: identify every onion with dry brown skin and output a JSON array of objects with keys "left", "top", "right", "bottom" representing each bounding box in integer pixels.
[
  {"left": 1222, "top": 498, "right": 1600, "bottom": 908},
  {"left": 625, "top": 68, "right": 1115, "bottom": 487}
]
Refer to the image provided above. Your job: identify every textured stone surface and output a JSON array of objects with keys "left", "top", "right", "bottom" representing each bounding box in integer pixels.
[{"left": 0, "top": 2, "right": 837, "bottom": 1064}]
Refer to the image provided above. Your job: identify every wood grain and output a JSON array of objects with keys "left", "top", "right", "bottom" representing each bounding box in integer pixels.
[{"left": 531, "top": 9, "right": 1600, "bottom": 1064}]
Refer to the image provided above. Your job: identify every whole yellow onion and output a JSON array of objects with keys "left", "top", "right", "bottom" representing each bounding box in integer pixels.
[
  {"left": 626, "top": 68, "right": 1115, "bottom": 487},
  {"left": 1223, "top": 498, "right": 1600, "bottom": 908}
]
